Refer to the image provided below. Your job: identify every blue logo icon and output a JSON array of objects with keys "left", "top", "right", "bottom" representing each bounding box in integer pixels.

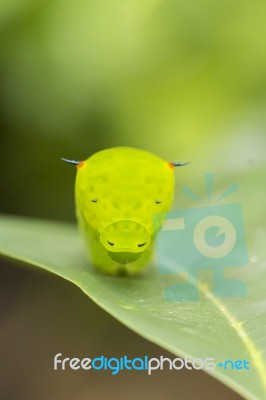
[{"left": 155, "top": 174, "right": 249, "bottom": 301}]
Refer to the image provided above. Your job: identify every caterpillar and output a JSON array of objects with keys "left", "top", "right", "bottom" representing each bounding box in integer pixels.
[{"left": 62, "top": 147, "right": 189, "bottom": 274}]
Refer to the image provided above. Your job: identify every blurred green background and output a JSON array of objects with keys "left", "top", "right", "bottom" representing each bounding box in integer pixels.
[{"left": 0, "top": 0, "right": 266, "bottom": 399}]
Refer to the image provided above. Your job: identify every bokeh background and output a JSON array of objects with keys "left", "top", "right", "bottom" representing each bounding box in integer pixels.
[{"left": 0, "top": 0, "right": 266, "bottom": 399}]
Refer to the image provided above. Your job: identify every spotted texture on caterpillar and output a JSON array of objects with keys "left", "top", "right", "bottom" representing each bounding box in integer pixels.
[{"left": 71, "top": 147, "right": 187, "bottom": 275}]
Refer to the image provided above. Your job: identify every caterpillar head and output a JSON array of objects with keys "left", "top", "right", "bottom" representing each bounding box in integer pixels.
[{"left": 62, "top": 147, "right": 189, "bottom": 265}]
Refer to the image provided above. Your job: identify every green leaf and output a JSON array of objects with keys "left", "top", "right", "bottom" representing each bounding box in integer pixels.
[{"left": 0, "top": 203, "right": 265, "bottom": 400}]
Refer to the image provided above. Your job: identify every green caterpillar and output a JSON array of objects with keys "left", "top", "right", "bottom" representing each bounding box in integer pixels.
[{"left": 62, "top": 147, "right": 189, "bottom": 274}]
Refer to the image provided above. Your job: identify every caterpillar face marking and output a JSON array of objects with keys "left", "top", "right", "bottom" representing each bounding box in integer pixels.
[
  {"left": 92, "top": 198, "right": 162, "bottom": 205},
  {"left": 62, "top": 147, "right": 189, "bottom": 274}
]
